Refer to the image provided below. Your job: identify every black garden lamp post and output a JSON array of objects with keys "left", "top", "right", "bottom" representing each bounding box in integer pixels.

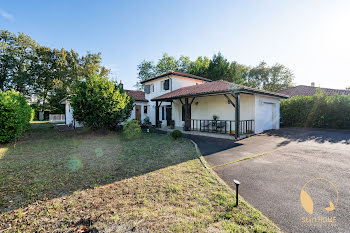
[{"left": 234, "top": 179, "right": 240, "bottom": 207}]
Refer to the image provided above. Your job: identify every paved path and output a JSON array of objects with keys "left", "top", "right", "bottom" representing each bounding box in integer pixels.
[{"left": 193, "top": 128, "right": 350, "bottom": 233}]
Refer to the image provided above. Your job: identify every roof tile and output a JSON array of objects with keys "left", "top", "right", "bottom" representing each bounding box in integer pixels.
[
  {"left": 125, "top": 90, "right": 148, "bottom": 102},
  {"left": 278, "top": 85, "right": 350, "bottom": 97},
  {"left": 152, "top": 80, "right": 288, "bottom": 101}
]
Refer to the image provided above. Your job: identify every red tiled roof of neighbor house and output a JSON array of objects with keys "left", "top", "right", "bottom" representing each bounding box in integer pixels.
[
  {"left": 152, "top": 80, "right": 289, "bottom": 101},
  {"left": 140, "top": 70, "right": 212, "bottom": 84},
  {"left": 278, "top": 85, "right": 350, "bottom": 97},
  {"left": 125, "top": 90, "right": 148, "bottom": 102}
]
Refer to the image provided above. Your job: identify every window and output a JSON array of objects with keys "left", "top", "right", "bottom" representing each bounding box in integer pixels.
[
  {"left": 144, "top": 106, "right": 147, "bottom": 114},
  {"left": 162, "top": 106, "right": 165, "bottom": 120},
  {"left": 163, "top": 79, "right": 170, "bottom": 90},
  {"left": 151, "top": 84, "right": 154, "bottom": 92},
  {"left": 144, "top": 85, "right": 150, "bottom": 94}
]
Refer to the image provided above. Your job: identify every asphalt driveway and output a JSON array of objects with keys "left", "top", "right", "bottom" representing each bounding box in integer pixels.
[{"left": 195, "top": 128, "right": 350, "bottom": 233}]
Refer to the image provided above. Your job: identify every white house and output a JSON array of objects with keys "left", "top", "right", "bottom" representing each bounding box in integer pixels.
[
  {"left": 140, "top": 71, "right": 288, "bottom": 137},
  {"left": 62, "top": 71, "right": 288, "bottom": 137}
]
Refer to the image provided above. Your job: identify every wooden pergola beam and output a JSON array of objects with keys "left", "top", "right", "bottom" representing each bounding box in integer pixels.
[
  {"left": 190, "top": 97, "right": 196, "bottom": 105},
  {"left": 224, "top": 94, "right": 235, "bottom": 108}
]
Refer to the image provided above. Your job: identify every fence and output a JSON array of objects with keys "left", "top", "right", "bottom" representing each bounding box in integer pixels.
[{"left": 49, "top": 114, "right": 65, "bottom": 123}]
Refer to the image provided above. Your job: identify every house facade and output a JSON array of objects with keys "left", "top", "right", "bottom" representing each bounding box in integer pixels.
[
  {"left": 62, "top": 71, "right": 288, "bottom": 137},
  {"left": 140, "top": 71, "right": 288, "bottom": 137},
  {"left": 125, "top": 90, "right": 149, "bottom": 122}
]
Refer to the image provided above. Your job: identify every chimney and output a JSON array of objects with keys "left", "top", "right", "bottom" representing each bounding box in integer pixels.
[
  {"left": 119, "top": 80, "right": 123, "bottom": 89},
  {"left": 311, "top": 82, "right": 315, "bottom": 87}
]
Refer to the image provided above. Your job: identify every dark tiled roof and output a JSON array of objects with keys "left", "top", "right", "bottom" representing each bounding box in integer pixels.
[
  {"left": 125, "top": 90, "right": 148, "bottom": 102},
  {"left": 278, "top": 85, "right": 350, "bottom": 97},
  {"left": 152, "top": 80, "right": 288, "bottom": 101},
  {"left": 140, "top": 70, "right": 212, "bottom": 84}
]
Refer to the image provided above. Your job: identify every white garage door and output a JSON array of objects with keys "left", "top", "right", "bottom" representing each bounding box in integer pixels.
[{"left": 263, "top": 103, "right": 273, "bottom": 131}]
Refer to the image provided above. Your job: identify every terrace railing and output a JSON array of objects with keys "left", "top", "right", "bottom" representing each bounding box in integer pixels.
[{"left": 190, "top": 119, "right": 254, "bottom": 135}]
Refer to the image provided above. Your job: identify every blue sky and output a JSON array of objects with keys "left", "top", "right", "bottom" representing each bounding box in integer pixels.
[{"left": 1, "top": 0, "right": 349, "bottom": 90}]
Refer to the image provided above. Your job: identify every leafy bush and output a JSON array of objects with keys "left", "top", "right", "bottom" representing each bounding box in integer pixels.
[
  {"left": 171, "top": 130, "right": 182, "bottom": 139},
  {"left": 123, "top": 120, "right": 142, "bottom": 140},
  {"left": 71, "top": 74, "right": 134, "bottom": 130},
  {"left": 0, "top": 90, "right": 32, "bottom": 143},
  {"left": 281, "top": 90, "right": 350, "bottom": 129}
]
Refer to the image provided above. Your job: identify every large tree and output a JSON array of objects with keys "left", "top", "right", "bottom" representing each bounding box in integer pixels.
[
  {"left": 0, "top": 30, "right": 109, "bottom": 113},
  {"left": 135, "top": 52, "right": 293, "bottom": 92},
  {"left": 187, "top": 56, "right": 210, "bottom": 78},
  {"left": 246, "top": 62, "right": 293, "bottom": 92},
  {"left": 71, "top": 73, "right": 133, "bottom": 130}
]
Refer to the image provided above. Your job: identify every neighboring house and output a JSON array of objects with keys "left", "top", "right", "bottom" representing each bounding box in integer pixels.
[
  {"left": 61, "top": 70, "right": 288, "bottom": 137},
  {"left": 141, "top": 71, "right": 288, "bottom": 136},
  {"left": 278, "top": 82, "right": 350, "bottom": 97}
]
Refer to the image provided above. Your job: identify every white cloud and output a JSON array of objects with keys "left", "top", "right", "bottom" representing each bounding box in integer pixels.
[{"left": 0, "top": 9, "right": 14, "bottom": 21}]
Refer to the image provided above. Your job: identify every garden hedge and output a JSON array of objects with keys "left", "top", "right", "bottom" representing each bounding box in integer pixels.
[
  {"left": 0, "top": 90, "right": 33, "bottom": 143},
  {"left": 280, "top": 91, "right": 350, "bottom": 129}
]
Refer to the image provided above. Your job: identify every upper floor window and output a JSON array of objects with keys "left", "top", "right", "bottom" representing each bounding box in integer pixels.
[
  {"left": 144, "top": 84, "right": 154, "bottom": 94},
  {"left": 161, "top": 79, "right": 170, "bottom": 91}
]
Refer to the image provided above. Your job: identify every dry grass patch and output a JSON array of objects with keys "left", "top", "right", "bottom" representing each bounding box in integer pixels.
[{"left": 0, "top": 122, "right": 280, "bottom": 232}]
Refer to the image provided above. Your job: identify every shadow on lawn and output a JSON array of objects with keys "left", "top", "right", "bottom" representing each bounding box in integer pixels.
[
  {"left": 266, "top": 127, "right": 350, "bottom": 146},
  {"left": 0, "top": 122, "right": 199, "bottom": 214}
]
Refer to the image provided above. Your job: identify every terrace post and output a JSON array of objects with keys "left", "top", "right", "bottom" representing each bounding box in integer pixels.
[
  {"left": 235, "top": 94, "right": 240, "bottom": 139},
  {"left": 184, "top": 98, "right": 190, "bottom": 131},
  {"left": 156, "top": 101, "right": 160, "bottom": 128}
]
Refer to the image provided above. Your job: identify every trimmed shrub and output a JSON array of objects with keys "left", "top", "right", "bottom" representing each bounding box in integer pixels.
[
  {"left": 280, "top": 90, "right": 350, "bottom": 129},
  {"left": 123, "top": 120, "right": 142, "bottom": 140},
  {"left": 171, "top": 130, "right": 182, "bottom": 139},
  {"left": 0, "top": 90, "right": 32, "bottom": 143}
]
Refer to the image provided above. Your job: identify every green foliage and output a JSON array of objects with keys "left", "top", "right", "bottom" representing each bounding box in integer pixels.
[
  {"left": 0, "top": 90, "right": 32, "bottom": 143},
  {"left": 70, "top": 74, "right": 133, "bottom": 130},
  {"left": 123, "top": 120, "right": 142, "bottom": 140},
  {"left": 171, "top": 130, "right": 182, "bottom": 139},
  {"left": 0, "top": 30, "right": 109, "bottom": 113},
  {"left": 136, "top": 52, "right": 293, "bottom": 92},
  {"left": 207, "top": 52, "right": 231, "bottom": 81},
  {"left": 281, "top": 90, "right": 350, "bottom": 129},
  {"left": 247, "top": 61, "right": 293, "bottom": 92},
  {"left": 187, "top": 56, "right": 210, "bottom": 78}
]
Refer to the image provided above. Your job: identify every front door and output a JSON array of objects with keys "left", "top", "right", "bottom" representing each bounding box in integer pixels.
[
  {"left": 166, "top": 107, "right": 172, "bottom": 125},
  {"left": 135, "top": 105, "right": 141, "bottom": 121}
]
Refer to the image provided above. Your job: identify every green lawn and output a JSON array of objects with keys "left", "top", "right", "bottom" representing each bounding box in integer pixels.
[{"left": 0, "top": 122, "right": 280, "bottom": 232}]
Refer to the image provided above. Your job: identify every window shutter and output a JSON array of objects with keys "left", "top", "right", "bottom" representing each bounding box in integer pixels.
[
  {"left": 164, "top": 79, "right": 170, "bottom": 90},
  {"left": 144, "top": 85, "right": 150, "bottom": 94}
]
